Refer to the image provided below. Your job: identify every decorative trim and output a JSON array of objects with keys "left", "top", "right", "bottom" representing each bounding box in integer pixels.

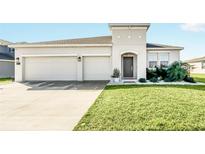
[
  {"left": 0, "top": 59, "right": 14, "bottom": 62},
  {"left": 9, "top": 44, "right": 112, "bottom": 48},
  {"left": 82, "top": 54, "right": 111, "bottom": 57},
  {"left": 21, "top": 54, "right": 111, "bottom": 57},
  {"left": 147, "top": 48, "right": 183, "bottom": 51},
  {"left": 148, "top": 51, "right": 171, "bottom": 53},
  {"left": 21, "top": 54, "right": 78, "bottom": 57},
  {"left": 111, "top": 27, "right": 148, "bottom": 30},
  {"left": 121, "top": 50, "right": 139, "bottom": 55}
]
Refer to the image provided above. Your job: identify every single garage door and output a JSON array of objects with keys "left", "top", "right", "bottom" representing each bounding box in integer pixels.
[
  {"left": 83, "top": 56, "right": 111, "bottom": 80},
  {"left": 24, "top": 56, "right": 77, "bottom": 81}
]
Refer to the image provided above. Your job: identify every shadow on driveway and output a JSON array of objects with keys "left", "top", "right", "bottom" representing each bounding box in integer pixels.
[{"left": 23, "top": 81, "right": 108, "bottom": 90}]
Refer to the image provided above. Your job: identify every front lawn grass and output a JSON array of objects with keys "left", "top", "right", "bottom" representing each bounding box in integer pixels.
[
  {"left": 0, "top": 78, "right": 13, "bottom": 85},
  {"left": 74, "top": 85, "right": 205, "bottom": 131},
  {"left": 191, "top": 73, "right": 205, "bottom": 83}
]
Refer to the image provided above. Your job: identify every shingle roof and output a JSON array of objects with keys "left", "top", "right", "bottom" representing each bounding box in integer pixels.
[
  {"left": 0, "top": 39, "right": 12, "bottom": 46},
  {"left": 10, "top": 35, "right": 184, "bottom": 50},
  {"left": 0, "top": 53, "right": 14, "bottom": 60},
  {"left": 23, "top": 36, "right": 112, "bottom": 45},
  {"left": 146, "top": 43, "right": 184, "bottom": 50},
  {"left": 186, "top": 56, "right": 205, "bottom": 63}
]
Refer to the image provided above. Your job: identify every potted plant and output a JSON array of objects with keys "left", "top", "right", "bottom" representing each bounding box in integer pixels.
[{"left": 111, "top": 68, "right": 120, "bottom": 82}]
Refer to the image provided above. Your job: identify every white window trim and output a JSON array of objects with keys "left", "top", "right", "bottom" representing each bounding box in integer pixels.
[{"left": 148, "top": 52, "right": 169, "bottom": 68}]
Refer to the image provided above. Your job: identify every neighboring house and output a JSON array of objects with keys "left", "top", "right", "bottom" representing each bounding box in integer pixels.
[
  {"left": 186, "top": 56, "right": 205, "bottom": 74},
  {"left": 9, "top": 24, "right": 183, "bottom": 82},
  {"left": 0, "top": 39, "right": 15, "bottom": 78}
]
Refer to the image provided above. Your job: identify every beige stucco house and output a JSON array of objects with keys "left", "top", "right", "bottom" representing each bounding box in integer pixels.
[
  {"left": 0, "top": 39, "right": 14, "bottom": 78},
  {"left": 10, "top": 23, "right": 183, "bottom": 82},
  {"left": 186, "top": 56, "right": 205, "bottom": 74}
]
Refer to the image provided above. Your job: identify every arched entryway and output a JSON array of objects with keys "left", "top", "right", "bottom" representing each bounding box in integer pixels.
[{"left": 121, "top": 52, "right": 138, "bottom": 79}]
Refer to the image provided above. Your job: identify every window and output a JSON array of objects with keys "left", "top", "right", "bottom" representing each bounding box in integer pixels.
[
  {"left": 202, "top": 61, "right": 205, "bottom": 69},
  {"left": 159, "top": 53, "right": 169, "bottom": 67},
  {"left": 9, "top": 48, "right": 15, "bottom": 53},
  {"left": 149, "top": 61, "right": 158, "bottom": 68},
  {"left": 148, "top": 52, "right": 169, "bottom": 68},
  {"left": 148, "top": 53, "right": 158, "bottom": 68},
  {"left": 160, "top": 61, "right": 169, "bottom": 67}
]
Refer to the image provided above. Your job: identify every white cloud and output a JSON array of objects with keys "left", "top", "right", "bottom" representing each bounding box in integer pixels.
[{"left": 180, "top": 23, "right": 205, "bottom": 32}]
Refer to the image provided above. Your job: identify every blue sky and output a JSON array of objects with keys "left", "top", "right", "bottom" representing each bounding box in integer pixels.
[{"left": 0, "top": 23, "right": 205, "bottom": 60}]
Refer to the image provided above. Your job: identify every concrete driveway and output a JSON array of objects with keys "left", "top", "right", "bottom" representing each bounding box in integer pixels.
[{"left": 0, "top": 81, "right": 107, "bottom": 130}]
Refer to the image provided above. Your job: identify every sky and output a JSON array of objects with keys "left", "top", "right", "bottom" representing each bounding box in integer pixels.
[{"left": 0, "top": 23, "right": 205, "bottom": 60}]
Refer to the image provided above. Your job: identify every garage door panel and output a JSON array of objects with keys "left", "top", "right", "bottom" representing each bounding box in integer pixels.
[
  {"left": 24, "top": 57, "right": 77, "bottom": 81},
  {"left": 83, "top": 57, "right": 111, "bottom": 80}
]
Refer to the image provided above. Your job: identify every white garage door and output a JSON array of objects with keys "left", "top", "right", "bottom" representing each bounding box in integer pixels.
[
  {"left": 24, "top": 56, "right": 77, "bottom": 81},
  {"left": 83, "top": 56, "right": 111, "bottom": 80}
]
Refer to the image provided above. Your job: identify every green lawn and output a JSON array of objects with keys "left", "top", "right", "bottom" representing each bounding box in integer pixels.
[
  {"left": 0, "top": 78, "right": 13, "bottom": 85},
  {"left": 191, "top": 74, "right": 205, "bottom": 83},
  {"left": 74, "top": 85, "right": 205, "bottom": 131}
]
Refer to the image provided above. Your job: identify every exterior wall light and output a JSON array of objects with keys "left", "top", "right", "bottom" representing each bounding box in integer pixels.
[
  {"left": 77, "top": 56, "right": 81, "bottom": 62},
  {"left": 16, "top": 57, "right": 21, "bottom": 65}
]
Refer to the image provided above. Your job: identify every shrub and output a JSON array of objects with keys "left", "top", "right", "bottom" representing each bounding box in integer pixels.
[
  {"left": 156, "top": 67, "right": 168, "bottom": 80},
  {"left": 149, "top": 77, "right": 158, "bottom": 83},
  {"left": 164, "top": 77, "right": 172, "bottom": 82},
  {"left": 147, "top": 66, "right": 168, "bottom": 80},
  {"left": 167, "top": 61, "right": 188, "bottom": 81},
  {"left": 146, "top": 68, "right": 158, "bottom": 80},
  {"left": 184, "top": 76, "right": 196, "bottom": 83},
  {"left": 138, "top": 78, "right": 147, "bottom": 83},
  {"left": 111, "top": 68, "right": 120, "bottom": 78}
]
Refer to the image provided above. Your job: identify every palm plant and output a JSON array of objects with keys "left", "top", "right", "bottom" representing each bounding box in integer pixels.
[{"left": 167, "top": 61, "right": 188, "bottom": 81}]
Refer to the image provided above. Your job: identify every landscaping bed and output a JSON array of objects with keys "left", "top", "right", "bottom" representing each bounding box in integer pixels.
[{"left": 74, "top": 85, "right": 205, "bottom": 131}]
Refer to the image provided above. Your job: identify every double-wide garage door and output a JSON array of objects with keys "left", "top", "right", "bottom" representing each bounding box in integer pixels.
[{"left": 24, "top": 56, "right": 110, "bottom": 81}]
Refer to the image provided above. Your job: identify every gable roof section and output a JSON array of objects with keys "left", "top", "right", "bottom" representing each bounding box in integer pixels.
[
  {"left": 9, "top": 36, "right": 183, "bottom": 50},
  {"left": 0, "top": 39, "right": 12, "bottom": 46},
  {"left": 147, "top": 43, "right": 184, "bottom": 50},
  {"left": 186, "top": 56, "right": 205, "bottom": 63}
]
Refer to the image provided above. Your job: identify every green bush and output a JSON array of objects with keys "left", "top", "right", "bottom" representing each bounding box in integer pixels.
[
  {"left": 156, "top": 67, "right": 168, "bottom": 80},
  {"left": 149, "top": 77, "right": 158, "bottom": 83},
  {"left": 111, "top": 68, "right": 120, "bottom": 78},
  {"left": 147, "top": 66, "right": 168, "bottom": 80},
  {"left": 184, "top": 76, "right": 196, "bottom": 83},
  {"left": 167, "top": 61, "right": 188, "bottom": 81},
  {"left": 146, "top": 68, "right": 158, "bottom": 80},
  {"left": 164, "top": 77, "right": 172, "bottom": 82},
  {"left": 138, "top": 78, "right": 147, "bottom": 83}
]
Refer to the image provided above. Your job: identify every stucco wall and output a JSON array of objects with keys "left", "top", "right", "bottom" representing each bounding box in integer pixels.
[
  {"left": 0, "top": 61, "right": 14, "bottom": 78},
  {"left": 15, "top": 46, "right": 112, "bottom": 81},
  {"left": 189, "top": 62, "right": 205, "bottom": 74},
  {"left": 111, "top": 28, "right": 147, "bottom": 79}
]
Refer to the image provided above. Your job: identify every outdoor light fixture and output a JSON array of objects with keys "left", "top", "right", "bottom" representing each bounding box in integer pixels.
[
  {"left": 16, "top": 57, "right": 21, "bottom": 65},
  {"left": 77, "top": 56, "right": 81, "bottom": 62}
]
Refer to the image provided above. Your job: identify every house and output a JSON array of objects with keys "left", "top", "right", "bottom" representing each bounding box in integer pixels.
[
  {"left": 9, "top": 23, "right": 183, "bottom": 82},
  {"left": 0, "top": 39, "right": 15, "bottom": 78},
  {"left": 186, "top": 56, "right": 205, "bottom": 74}
]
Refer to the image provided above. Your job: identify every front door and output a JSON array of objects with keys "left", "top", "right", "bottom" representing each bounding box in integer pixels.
[{"left": 123, "top": 57, "right": 133, "bottom": 77}]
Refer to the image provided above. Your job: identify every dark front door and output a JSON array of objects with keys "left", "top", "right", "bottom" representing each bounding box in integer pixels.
[{"left": 123, "top": 57, "right": 133, "bottom": 77}]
